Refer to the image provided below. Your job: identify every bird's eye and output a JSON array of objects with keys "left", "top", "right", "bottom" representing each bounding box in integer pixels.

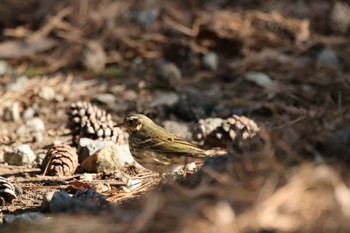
[{"left": 126, "top": 119, "right": 134, "bottom": 125}]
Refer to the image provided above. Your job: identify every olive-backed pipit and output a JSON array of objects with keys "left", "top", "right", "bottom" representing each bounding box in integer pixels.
[{"left": 117, "top": 114, "right": 206, "bottom": 173}]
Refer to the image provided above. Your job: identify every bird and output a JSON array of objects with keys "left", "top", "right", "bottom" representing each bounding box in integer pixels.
[{"left": 117, "top": 114, "right": 207, "bottom": 174}]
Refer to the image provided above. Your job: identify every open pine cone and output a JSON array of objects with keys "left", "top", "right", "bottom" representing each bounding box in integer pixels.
[
  {"left": 193, "top": 115, "right": 262, "bottom": 153},
  {"left": 68, "top": 101, "right": 127, "bottom": 144},
  {"left": 0, "top": 176, "right": 17, "bottom": 206},
  {"left": 42, "top": 144, "right": 79, "bottom": 176}
]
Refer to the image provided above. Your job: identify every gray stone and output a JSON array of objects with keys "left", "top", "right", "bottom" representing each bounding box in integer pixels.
[
  {"left": 38, "top": 86, "right": 55, "bottom": 101},
  {"left": 115, "top": 144, "right": 137, "bottom": 166},
  {"left": 317, "top": 48, "right": 338, "bottom": 68},
  {"left": 4, "top": 144, "right": 36, "bottom": 165},
  {"left": 6, "top": 75, "right": 28, "bottom": 92},
  {"left": 3, "top": 212, "right": 47, "bottom": 224},
  {"left": 151, "top": 91, "right": 179, "bottom": 107},
  {"left": 3, "top": 101, "right": 21, "bottom": 122},
  {"left": 162, "top": 120, "right": 191, "bottom": 140},
  {"left": 0, "top": 60, "right": 9, "bottom": 75},
  {"left": 49, "top": 191, "right": 73, "bottom": 213},
  {"left": 202, "top": 52, "right": 219, "bottom": 70},
  {"left": 22, "top": 107, "right": 35, "bottom": 119},
  {"left": 33, "top": 132, "right": 44, "bottom": 142},
  {"left": 93, "top": 93, "right": 116, "bottom": 106},
  {"left": 81, "top": 144, "right": 124, "bottom": 173},
  {"left": 245, "top": 72, "right": 275, "bottom": 89},
  {"left": 16, "top": 117, "right": 45, "bottom": 135},
  {"left": 78, "top": 138, "right": 114, "bottom": 163},
  {"left": 41, "top": 191, "right": 55, "bottom": 211}
]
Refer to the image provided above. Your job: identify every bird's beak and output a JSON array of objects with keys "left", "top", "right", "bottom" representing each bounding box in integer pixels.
[{"left": 115, "top": 122, "right": 125, "bottom": 128}]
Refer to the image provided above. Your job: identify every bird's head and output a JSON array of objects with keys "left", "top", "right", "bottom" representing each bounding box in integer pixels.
[{"left": 117, "top": 114, "right": 153, "bottom": 133}]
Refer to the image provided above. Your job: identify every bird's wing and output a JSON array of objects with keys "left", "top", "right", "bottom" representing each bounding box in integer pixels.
[{"left": 143, "top": 135, "right": 207, "bottom": 158}]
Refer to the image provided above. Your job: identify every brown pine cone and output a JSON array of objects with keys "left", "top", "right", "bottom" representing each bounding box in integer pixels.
[
  {"left": 68, "top": 101, "right": 126, "bottom": 144},
  {"left": 42, "top": 144, "right": 79, "bottom": 176},
  {"left": 193, "top": 115, "right": 261, "bottom": 152},
  {"left": 0, "top": 176, "right": 17, "bottom": 206}
]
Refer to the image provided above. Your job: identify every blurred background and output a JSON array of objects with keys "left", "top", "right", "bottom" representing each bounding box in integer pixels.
[{"left": 0, "top": 1, "right": 349, "bottom": 232}]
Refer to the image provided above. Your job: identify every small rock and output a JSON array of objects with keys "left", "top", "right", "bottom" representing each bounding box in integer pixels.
[
  {"left": 162, "top": 120, "right": 191, "bottom": 140},
  {"left": 33, "top": 132, "right": 44, "bottom": 142},
  {"left": 5, "top": 75, "right": 28, "bottom": 92},
  {"left": 81, "top": 144, "right": 125, "bottom": 173},
  {"left": 115, "top": 144, "right": 137, "bottom": 166},
  {"left": 83, "top": 41, "right": 107, "bottom": 73},
  {"left": 78, "top": 138, "right": 115, "bottom": 163},
  {"left": 3, "top": 101, "right": 21, "bottom": 122},
  {"left": 93, "top": 93, "right": 116, "bottom": 106},
  {"left": 317, "top": 48, "right": 338, "bottom": 68},
  {"left": 245, "top": 72, "right": 275, "bottom": 89},
  {"left": 16, "top": 117, "right": 45, "bottom": 135},
  {"left": 4, "top": 144, "right": 36, "bottom": 165},
  {"left": 36, "top": 151, "right": 47, "bottom": 167},
  {"left": 0, "top": 60, "right": 9, "bottom": 75},
  {"left": 38, "top": 86, "right": 55, "bottom": 101},
  {"left": 54, "top": 94, "right": 65, "bottom": 102},
  {"left": 41, "top": 191, "right": 55, "bottom": 211},
  {"left": 154, "top": 61, "right": 182, "bottom": 87},
  {"left": 202, "top": 52, "right": 219, "bottom": 70},
  {"left": 3, "top": 212, "right": 47, "bottom": 224},
  {"left": 49, "top": 191, "right": 73, "bottom": 213},
  {"left": 151, "top": 91, "right": 179, "bottom": 107},
  {"left": 129, "top": 7, "right": 159, "bottom": 28},
  {"left": 50, "top": 190, "right": 109, "bottom": 213},
  {"left": 22, "top": 107, "right": 36, "bottom": 119},
  {"left": 79, "top": 173, "right": 96, "bottom": 181}
]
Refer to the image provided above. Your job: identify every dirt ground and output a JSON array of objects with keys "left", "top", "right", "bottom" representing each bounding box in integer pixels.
[{"left": 0, "top": 1, "right": 350, "bottom": 232}]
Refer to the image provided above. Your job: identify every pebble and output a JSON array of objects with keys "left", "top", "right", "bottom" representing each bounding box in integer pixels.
[
  {"left": 162, "top": 120, "right": 191, "bottom": 140},
  {"left": 38, "top": 86, "right": 56, "bottom": 101},
  {"left": 93, "top": 93, "right": 116, "bottom": 106},
  {"left": 49, "top": 191, "right": 73, "bottom": 213},
  {"left": 33, "top": 132, "right": 44, "bottom": 142},
  {"left": 81, "top": 144, "right": 124, "bottom": 173},
  {"left": 317, "top": 48, "right": 338, "bottom": 68},
  {"left": 3, "top": 212, "right": 47, "bottom": 224},
  {"left": 79, "top": 173, "right": 96, "bottom": 181},
  {"left": 78, "top": 138, "right": 114, "bottom": 163},
  {"left": 202, "top": 52, "right": 219, "bottom": 70},
  {"left": 115, "top": 144, "right": 137, "bottom": 166},
  {"left": 129, "top": 7, "right": 159, "bottom": 28},
  {"left": 35, "top": 151, "right": 47, "bottom": 167},
  {"left": 5, "top": 75, "right": 28, "bottom": 92},
  {"left": 22, "top": 107, "right": 36, "bottom": 119},
  {"left": 0, "top": 60, "right": 9, "bottom": 75},
  {"left": 3, "top": 101, "right": 21, "bottom": 122},
  {"left": 150, "top": 91, "right": 179, "bottom": 107},
  {"left": 3, "top": 144, "right": 36, "bottom": 165},
  {"left": 16, "top": 117, "right": 45, "bottom": 135},
  {"left": 245, "top": 72, "right": 275, "bottom": 89},
  {"left": 41, "top": 191, "right": 55, "bottom": 211}
]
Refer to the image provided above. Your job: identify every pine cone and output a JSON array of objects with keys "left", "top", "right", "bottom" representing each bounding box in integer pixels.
[
  {"left": 330, "top": 1, "right": 350, "bottom": 34},
  {"left": 193, "top": 115, "right": 261, "bottom": 152},
  {"left": 0, "top": 176, "right": 17, "bottom": 206},
  {"left": 68, "top": 101, "right": 126, "bottom": 144},
  {"left": 42, "top": 144, "right": 79, "bottom": 176}
]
